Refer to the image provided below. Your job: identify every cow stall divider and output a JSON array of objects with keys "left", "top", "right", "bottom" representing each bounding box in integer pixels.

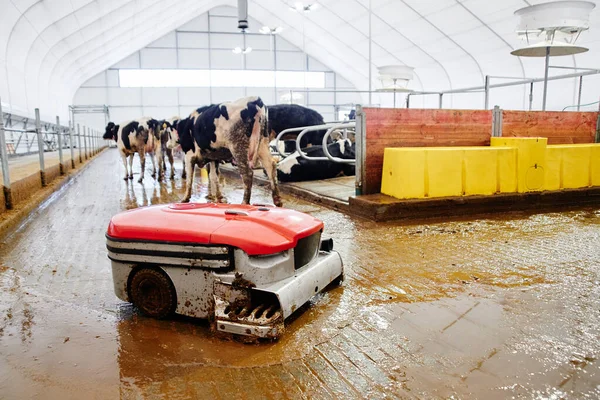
[
  {"left": 0, "top": 100, "right": 106, "bottom": 211},
  {"left": 274, "top": 121, "right": 356, "bottom": 165}
]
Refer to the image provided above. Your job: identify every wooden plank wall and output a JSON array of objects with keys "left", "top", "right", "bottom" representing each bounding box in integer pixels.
[
  {"left": 502, "top": 111, "right": 599, "bottom": 144},
  {"left": 363, "top": 108, "right": 492, "bottom": 195}
]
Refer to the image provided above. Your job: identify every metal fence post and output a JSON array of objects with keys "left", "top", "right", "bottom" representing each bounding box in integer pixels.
[
  {"left": 69, "top": 120, "right": 75, "bottom": 169},
  {"left": 355, "top": 104, "right": 366, "bottom": 196},
  {"left": 0, "top": 99, "right": 13, "bottom": 209},
  {"left": 491, "top": 105, "right": 503, "bottom": 138},
  {"left": 35, "top": 108, "right": 46, "bottom": 186},
  {"left": 84, "top": 126, "right": 88, "bottom": 160},
  {"left": 56, "top": 116, "right": 64, "bottom": 175},
  {"left": 77, "top": 124, "right": 82, "bottom": 163}
]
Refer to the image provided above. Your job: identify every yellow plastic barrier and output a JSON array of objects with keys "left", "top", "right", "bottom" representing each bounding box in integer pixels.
[
  {"left": 382, "top": 140, "right": 600, "bottom": 200},
  {"left": 490, "top": 137, "right": 546, "bottom": 192},
  {"left": 381, "top": 147, "right": 517, "bottom": 199}
]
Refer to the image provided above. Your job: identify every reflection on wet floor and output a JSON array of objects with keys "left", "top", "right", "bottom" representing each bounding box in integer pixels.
[{"left": 1, "top": 148, "right": 600, "bottom": 399}]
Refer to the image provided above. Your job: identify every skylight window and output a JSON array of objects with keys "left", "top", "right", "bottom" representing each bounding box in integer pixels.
[{"left": 119, "top": 69, "right": 325, "bottom": 88}]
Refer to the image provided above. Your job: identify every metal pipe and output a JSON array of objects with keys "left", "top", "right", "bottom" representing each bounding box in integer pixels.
[
  {"left": 439, "top": 93, "right": 443, "bottom": 109},
  {"left": 1, "top": 128, "right": 36, "bottom": 133},
  {"left": 57, "top": 116, "right": 64, "bottom": 175},
  {"left": 542, "top": 46, "right": 550, "bottom": 111},
  {"left": 84, "top": 126, "right": 88, "bottom": 159},
  {"left": 577, "top": 76, "right": 583, "bottom": 111},
  {"left": 549, "top": 65, "right": 600, "bottom": 72},
  {"left": 368, "top": 0, "right": 372, "bottom": 106},
  {"left": 0, "top": 99, "right": 12, "bottom": 209},
  {"left": 35, "top": 108, "right": 46, "bottom": 186},
  {"left": 484, "top": 75, "right": 490, "bottom": 110},
  {"left": 529, "top": 82, "right": 534, "bottom": 111},
  {"left": 77, "top": 124, "right": 82, "bottom": 163},
  {"left": 406, "top": 93, "right": 411, "bottom": 109},
  {"left": 408, "top": 70, "right": 600, "bottom": 96},
  {"left": 275, "top": 122, "right": 352, "bottom": 157},
  {"left": 69, "top": 120, "right": 75, "bottom": 169},
  {"left": 321, "top": 123, "right": 356, "bottom": 164}
]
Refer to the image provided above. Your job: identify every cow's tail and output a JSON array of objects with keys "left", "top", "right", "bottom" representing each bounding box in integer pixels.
[{"left": 248, "top": 102, "right": 266, "bottom": 169}]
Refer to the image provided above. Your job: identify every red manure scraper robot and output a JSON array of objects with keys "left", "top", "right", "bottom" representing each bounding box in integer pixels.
[{"left": 106, "top": 203, "right": 344, "bottom": 339}]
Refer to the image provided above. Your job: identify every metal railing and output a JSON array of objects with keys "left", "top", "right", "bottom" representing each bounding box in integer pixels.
[
  {"left": 274, "top": 121, "right": 356, "bottom": 164},
  {"left": 1, "top": 99, "right": 106, "bottom": 210}
]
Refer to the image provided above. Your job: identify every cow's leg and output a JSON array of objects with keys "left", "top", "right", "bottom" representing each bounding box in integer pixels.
[
  {"left": 121, "top": 152, "right": 129, "bottom": 180},
  {"left": 205, "top": 163, "right": 215, "bottom": 201},
  {"left": 167, "top": 149, "right": 175, "bottom": 179},
  {"left": 181, "top": 158, "right": 186, "bottom": 179},
  {"left": 230, "top": 148, "right": 253, "bottom": 204},
  {"left": 257, "top": 142, "right": 282, "bottom": 207},
  {"left": 150, "top": 151, "right": 157, "bottom": 179},
  {"left": 138, "top": 151, "right": 146, "bottom": 183},
  {"left": 182, "top": 152, "right": 195, "bottom": 202},
  {"left": 128, "top": 154, "right": 134, "bottom": 179},
  {"left": 207, "top": 161, "right": 224, "bottom": 202}
]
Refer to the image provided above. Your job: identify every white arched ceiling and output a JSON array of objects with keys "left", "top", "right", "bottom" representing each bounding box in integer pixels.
[{"left": 1, "top": 0, "right": 599, "bottom": 121}]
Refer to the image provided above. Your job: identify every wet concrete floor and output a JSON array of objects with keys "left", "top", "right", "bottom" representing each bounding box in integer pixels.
[{"left": 1, "top": 148, "right": 600, "bottom": 399}]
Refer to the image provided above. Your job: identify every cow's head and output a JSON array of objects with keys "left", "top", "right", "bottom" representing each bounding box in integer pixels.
[
  {"left": 166, "top": 119, "right": 182, "bottom": 149},
  {"left": 103, "top": 122, "right": 118, "bottom": 141},
  {"left": 147, "top": 118, "right": 160, "bottom": 139}
]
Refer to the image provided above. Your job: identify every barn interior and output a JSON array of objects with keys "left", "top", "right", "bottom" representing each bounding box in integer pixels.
[{"left": 1, "top": 0, "right": 600, "bottom": 398}]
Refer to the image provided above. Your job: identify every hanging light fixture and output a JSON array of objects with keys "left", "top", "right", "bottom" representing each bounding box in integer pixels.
[
  {"left": 259, "top": 26, "right": 283, "bottom": 35},
  {"left": 290, "top": 2, "right": 320, "bottom": 13},
  {"left": 232, "top": 47, "right": 253, "bottom": 54},
  {"left": 510, "top": 1, "right": 595, "bottom": 110}
]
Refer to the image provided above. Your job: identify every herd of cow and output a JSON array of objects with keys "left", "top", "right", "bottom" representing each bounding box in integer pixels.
[{"left": 103, "top": 96, "right": 355, "bottom": 207}]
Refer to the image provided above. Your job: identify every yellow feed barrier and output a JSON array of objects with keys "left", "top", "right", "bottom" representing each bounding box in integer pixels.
[{"left": 381, "top": 138, "right": 600, "bottom": 200}]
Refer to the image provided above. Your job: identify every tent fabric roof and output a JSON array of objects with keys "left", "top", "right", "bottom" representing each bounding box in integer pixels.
[{"left": 1, "top": 0, "right": 599, "bottom": 120}]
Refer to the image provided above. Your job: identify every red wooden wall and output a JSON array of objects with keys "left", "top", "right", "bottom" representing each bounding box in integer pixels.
[
  {"left": 361, "top": 108, "right": 599, "bottom": 195},
  {"left": 363, "top": 108, "right": 492, "bottom": 195},
  {"left": 502, "top": 111, "right": 599, "bottom": 144}
]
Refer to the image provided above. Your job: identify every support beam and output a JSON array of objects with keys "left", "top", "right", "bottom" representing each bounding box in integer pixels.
[{"left": 0, "top": 100, "right": 12, "bottom": 209}]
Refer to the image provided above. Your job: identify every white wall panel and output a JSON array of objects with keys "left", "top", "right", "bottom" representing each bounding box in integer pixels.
[
  {"left": 177, "top": 32, "right": 209, "bottom": 48},
  {"left": 142, "top": 106, "right": 180, "bottom": 119},
  {"left": 74, "top": 87, "right": 108, "bottom": 104},
  {"left": 276, "top": 51, "right": 305, "bottom": 71},
  {"left": 178, "top": 49, "right": 210, "bottom": 68},
  {"left": 211, "top": 33, "right": 242, "bottom": 49},
  {"left": 141, "top": 49, "right": 177, "bottom": 68},
  {"left": 178, "top": 87, "right": 211, "bottom": 106},
  {"left": 110, "top": 107, "right": 144, "bottom": 124},
  {"left": 106, "top": 70, "right": 120, "bottom": 87},
  {"left": 211, "top": 87, "right": 245, "bottom": 103},
  {"left": 245, "top": 50, "right": 274, "bottom": 70},
  {"left": 148, "top": 32, "right": 177, "bottom": 48},
  {"left": 307, "top": 91, "right": 334, "bottom": 104},
  {"left": 211, "top": 49, "right": 244, "bottom": 69},
  {"left": 249, "top": 87, "right": 276, "bottom": 105},
  {"left": 141, "top": 88, "right": 179, "bottom": 107},
  {"left": 108, "top": 88, "right": 142, "bottom": 106},
  {"left": 245, "top": 35, "right": 272, "bottom": 51},
  {"left": 112, "top": 52, "right": 140, "bottom": 69},
  {"left": 308, "top": 57, "right": 329, "bottom": 72},
  {"left": 81, "top": 72, "right": 106, "bottom": 87},
  {"left": 275, "top": 37, "right": 296, "bottom": 51},
  {"left": 209, "top": 16, "right": 238, "bottom": 33},
  {"left": 179, "top": 14, "right": 209, "bottom": 32}
]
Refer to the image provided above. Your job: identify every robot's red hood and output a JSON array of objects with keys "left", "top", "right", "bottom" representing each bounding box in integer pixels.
[{"left": 106, "top": 203, "right": 324, "bottom": 256}]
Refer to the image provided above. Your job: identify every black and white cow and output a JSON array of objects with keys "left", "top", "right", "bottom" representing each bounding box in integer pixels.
[
  {"left": 168, "top": 96, "right": 281, "bottom": 206},
  {"left": 148, "top": 120, "right": 176, "bottom": 181},
  {"left": 104, "top": 118, "right": 156, "bottom": 183},
  {"left": 276, "top": 138, "right": 355, "bottom": 182},
  {"left": 267, "top": 104, "right": 327, "bottom": 148}
]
